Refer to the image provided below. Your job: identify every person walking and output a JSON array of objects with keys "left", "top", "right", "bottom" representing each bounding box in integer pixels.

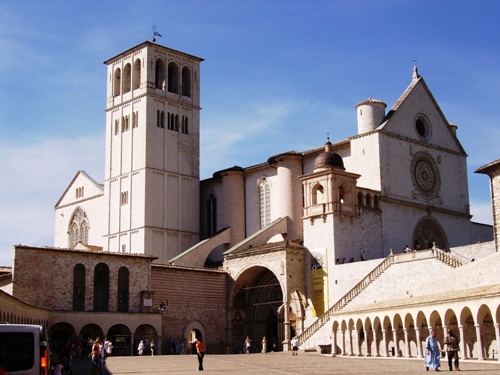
[
  {"left": 291, "top": 337, "right": 299, "bottom": 355},
  {"left": 195, "top": 337, "right": 205, "bottom": 372},
  {"left": 90, "top": 337, "right": 102, "bottom": 375},
  {"left": 261, "top": 336, "right": 268, "bottom": 354},
  {"left": 137, "top": 340, "right": 144, "bottom": 356},
  {"left": 424, "top": 330, "right": 441, "bottom": 371},
  {"left": 444, "top": 329, "right": 460, "bottom": 371},
  {"left": 244, "top": 336, "right": 252, "bottom": 354}
]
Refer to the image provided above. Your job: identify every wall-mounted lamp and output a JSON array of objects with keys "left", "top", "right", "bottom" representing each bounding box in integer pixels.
[{"left": 159, "top": 300, "right": 168, "bottom": 312}]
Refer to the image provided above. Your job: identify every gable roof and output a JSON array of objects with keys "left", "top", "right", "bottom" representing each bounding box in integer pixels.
[
  {"left": 54, "top": 170, "right": 104, "bottom": 208},
  {"left": 378, "top": 67, "right": 466, "bottom": 154}
]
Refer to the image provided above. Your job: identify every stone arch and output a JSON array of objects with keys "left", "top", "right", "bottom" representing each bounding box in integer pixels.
[
  {"left": 134, "top": 324, "right": 157, "bottom": 356},
  {"left": 183, "top": 319, "right": 206, "bottom": 343},
  {"left": 79, "top": 323, "right": 103, "bottom": 342},
  {"left": 477, "top": 304, "right": 495, "bottom": 359},
  {"left": 311, "top": 182, "right": 324, "bottom": 205},
  {"left": 107, "top": 324, "right": 132, "bottom": 356},
  {"left": 372, "top": 316, "right": 383, "bottom": 357},
  {"left": 392, "top": 313, "right": 404, "bottom": 357},
  {"left": 413, "top": 215, "right": 448, "bottom": 250},
  {"left": 337, "top": 180, "right": 352, "bottom": 205},
  {"left": 49, "top": 322, "right": 76, "bottom": 341},
  {"left": 404, "top": 312, "right": 417, "bottom": 357},
  {"left": 460, "top": 306, "right": 476, "bottom": 358}
]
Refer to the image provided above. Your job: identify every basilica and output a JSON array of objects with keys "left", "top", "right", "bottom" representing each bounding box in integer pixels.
[{"left": 1, "top": 41, "right": 499, "bottom": 361}]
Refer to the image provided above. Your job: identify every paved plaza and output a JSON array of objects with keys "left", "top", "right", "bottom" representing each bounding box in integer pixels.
[{"left": 70, "top": 352, "right": 500, "bottom": 375}]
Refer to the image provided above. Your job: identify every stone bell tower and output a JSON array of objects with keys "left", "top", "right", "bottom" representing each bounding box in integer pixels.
[{"left": 102, "top": 41, "right": 203, "bottom": 262}]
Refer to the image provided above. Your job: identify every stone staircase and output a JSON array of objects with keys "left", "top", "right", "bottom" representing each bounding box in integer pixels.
[
  {"left": 297, "top": 255, "right": 394, "bottom": 346},
  {"left": 432, "top": 248, "right": 463, "bottom": 268}
]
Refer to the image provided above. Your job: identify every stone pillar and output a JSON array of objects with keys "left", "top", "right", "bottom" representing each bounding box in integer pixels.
[
  {"left": 275, "top": 154, "right": 303, "bottom": 240},
  {"left": 392, "top": 330, "right": 399, "bottom": 357},
  {"left": 495, "top": 324, "right": 500, "bottom": 362},
  {"left": 129, "top": 333, "right": 135, "bottom": 356},
  {"left": 348, "top": 329, "right": 354, "bottom": 356},
  {"left": 352, "top": 329, "right": 359, "bottom": 356},
  {"left": 340, "top": 329, "right": 346, "bottom": 356},
  {"left": 382, "top": 329, "right": 389, "bottom": 357},
  {"left": 220, "top": 169, "right": 245, "bottom": 246},
  {"left": 476, "top": 324, "right": 485, "bottom": 360},
  {"left": 373, "top": 328, "right": 380, "bottom": 357},
  {"left": 283, "top": 300, "right": 291, "bottom": 351},
  {"left": 404, "top": 328, "right": 410, "bottom": 357},
  {"left": 458, "top": 325, "right": 467, "bottom": 359},
  {"left": 415, "top": 327, "right": 422, "bottom": 358},
  {"left": 331, "top": 330, "right": 337, "bottom": 357}
]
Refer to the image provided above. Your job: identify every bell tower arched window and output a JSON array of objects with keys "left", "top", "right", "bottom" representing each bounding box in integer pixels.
[
  {"left": 168, "top": 62, "right": 179, "bottom": 93},
  {"left": 123, "top": 63, "right": 131, "bottom": 93},
  {"left": 155, "top": 58, "right": 166, "bottom": 89},
  {"left": 113, "top": 68, "right": 121, "bottom": 96},
  {"left": 312, "top": 184, "right": 324, "bottom": 205},
  {"left": 132, "top": 58, "right": 141, "bottom": 90},
  {"left": 182, "top": 66, "right": 191, "bottom": 97}
]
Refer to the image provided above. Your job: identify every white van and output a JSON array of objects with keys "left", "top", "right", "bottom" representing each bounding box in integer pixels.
[{"left": 0, "top": 323, "right": 50, "bottom": 375}]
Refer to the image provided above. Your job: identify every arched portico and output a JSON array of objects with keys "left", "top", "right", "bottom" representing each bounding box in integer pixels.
[{"left": 224, "top": 240, "right": 308, "bottom": 352}]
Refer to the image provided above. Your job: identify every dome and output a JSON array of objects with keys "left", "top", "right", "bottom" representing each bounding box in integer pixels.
[{"left": 313, "top": 140, "right": 345, "bottom": 171}]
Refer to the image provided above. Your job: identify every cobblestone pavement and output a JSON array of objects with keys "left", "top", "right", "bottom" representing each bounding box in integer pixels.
[{"left": 70, "top": 352, "right": 500, "bottom": 375}]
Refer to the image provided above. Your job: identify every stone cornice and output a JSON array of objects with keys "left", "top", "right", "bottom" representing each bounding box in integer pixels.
[
  {"left": 225, "top": 240, "right": 306, "bottom": 260},
  {"left": 14, "top": 244, "right": 157, "bottom": 260},
  {"left": 55, "top": 193, "right": 104, "bottom": 210},
  {"left": 381, "top": 196, "right": 471, "bottom": 219},
  {"left": 105, "top": 92, "right": 201, "bottom": 112}
]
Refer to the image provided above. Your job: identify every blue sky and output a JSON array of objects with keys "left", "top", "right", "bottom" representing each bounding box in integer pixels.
[{"left": 0, "top": 0, "right": 499, "bottom": 266}]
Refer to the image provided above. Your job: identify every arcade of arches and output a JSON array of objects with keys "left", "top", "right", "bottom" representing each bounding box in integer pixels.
[{"left": 330, "top": 299, "right": 500, "bottom": 360}]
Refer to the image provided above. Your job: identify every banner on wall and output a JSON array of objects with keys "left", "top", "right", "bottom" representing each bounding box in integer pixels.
[{"left": 309, "top": 247, "right": 328, "bottom": 317}]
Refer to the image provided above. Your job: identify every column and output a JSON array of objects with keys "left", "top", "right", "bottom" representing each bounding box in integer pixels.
[
  {"left": 392, "top": 330, "right": 399, "bottom": 357},
  {"left": 340, "top": 329, "right": 346, "bottom": 356},
  {"left": 476, "top": 324, "right": 485, "bottom": 360},
  {"left": 382, "top": 329, "right": 389, "bottom": 357},
  {"left": 458, "top": 325, "right": 467, "bottom": 359},
  {"left": 495, "top": 324, "right": 500, "bottom": 362},
  {"left": 404, "top": 328, "right": 410, "bottom": 357},
  {"left": 283, "top": 300, "right": 291, "bottom": 351},
  {"left": 373, "top": 328, "right": 380, "bottom": 357},
  {"left": 415, "top": 327, "right": 422, "bottom": 358},
  {"left": 129, "top": 333, "right": 135, "bottom": 356},
  {"left": 331, "top": 330, "right": 337, "bottom": 357},
  {"left": 348, "top": 329, "right": 354, "bottom": 356}
]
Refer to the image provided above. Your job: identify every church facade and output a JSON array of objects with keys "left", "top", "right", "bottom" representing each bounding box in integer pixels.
[{"left": 2, "top": 41, "right": 499, "bottom": 360}]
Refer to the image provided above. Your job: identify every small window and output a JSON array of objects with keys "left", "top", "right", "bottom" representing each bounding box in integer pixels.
[
  {"left": 113, "top": 68, "right": 121, "bottom": 97},
  {"left": 114, "top": 119, "right": 119, "bottom": 135},
  {"left": 123, "top": 63, "right": 131, "bottom": 93},
  {"left": 121, "top": 191, "right": 129, "bottom": 206},
  {"left": 155, "top": 58, "right": 166, "bottom": 89},
  {"left": 182, "top": 66, "right": 191, "bottom": 97},
  {"left": 168, "top": 62, "right": 179, "bottom": 93},
  {"left": 182, "top": 116, "right": 189, "bottom": 134},
  {"left": 133, "top": 59, "right": 141, "bottom": 90},
  {"left": 415, "top": 115, "right": 431, "bottom": 140}
]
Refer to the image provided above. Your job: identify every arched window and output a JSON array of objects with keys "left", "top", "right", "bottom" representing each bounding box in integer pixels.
[
  {"left": 182, "top": 66, "right": 191, "bottom": 97},
  {"left": 182, "top": 116, "right": 189, "bottom": 134},
  {"left": 157, "top": 110, "right": 165, "bottom": 128},
  {"left": 357, "top": 192, "right": 363, "bottom": 206},
  {"left": 207, "top": 193, "right": 217, "bottom": 237},
  {"left": 259, "top": 179, "right": 271, "bottom": 228},
  {"left": 132, "top": 59, "right": 141, "bottom": 90},
  {"left": 68, "top": 207, "right": 89, "bottom": 247},
  {"left": 338, "top": 182, "right": 351, "bottom": 204},
  {"left": 93, "top": 263, "right": 109, "bottom": 312},
  {"left": 117, "top": 267, "right": 129, "bottom": 312},
  {"left": 312, "top": 184, "right": 324, "bottom": 205},
  {"left": 168, "top": 62, "right": 179, "bottom": 93},
  {"left": 155, "top": 58, "right": 166, "bottom": 89},
  {"left": 123, "top": 63, "right": 131, "bottom": 93},
  {"left": 113, "top": 68, "right": 121, "bottom": 97},
  {"left": 366, "top": 193, "right": 372, "bottom": 208},
  {"left": 73, "top": 264, "right": 85, "bottom": 311},
  {"left": 80, "top": 221, "right": 89, "bottom": 244}
]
